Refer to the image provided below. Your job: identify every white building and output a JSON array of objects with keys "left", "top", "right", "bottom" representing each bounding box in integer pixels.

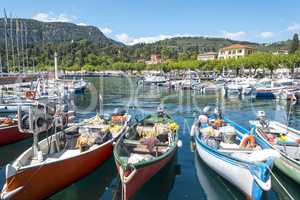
[
  {"left": 273, "top": 50, "right": 289, "bottom": 55},
  {"left": 218, "top": 44, "right": 255, "bottom": 60},
  {"left": 197, "top": 52, "right": 218, "bottom": 61}
]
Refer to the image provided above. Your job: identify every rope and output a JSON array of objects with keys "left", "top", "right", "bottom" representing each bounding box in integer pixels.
[{"left": 267, "top": 167, "right": 295, "bottom": 200}]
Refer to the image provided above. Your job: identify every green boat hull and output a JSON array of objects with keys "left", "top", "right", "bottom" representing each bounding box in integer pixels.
[{"left": 274, "top": 156, "right": 300, "bottom": 184}]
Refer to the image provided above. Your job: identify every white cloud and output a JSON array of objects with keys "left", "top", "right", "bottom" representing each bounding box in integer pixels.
[
  {"left": 260, "top": 32, "right": 275, "bottom": 38},
  {"left": 77, "top": 22, "right": 88, "bottom": 26},
  {"left": 32, "top": 12, "right": 72, "bottom": 22},
  {"left": 115, "top": 33, "right": 132, "bottom": 44},
  {"left": 115, "top": 33, "right": 196, "bottom": 45},
  {"left": 222, "top": 31, "right": 247, "bottom": 40},
  {"left": 287, "top": 23, "right": 300, "bottom": 33},
  {"left": 100, "top": 27, "right": 112, "bottom": 34}
]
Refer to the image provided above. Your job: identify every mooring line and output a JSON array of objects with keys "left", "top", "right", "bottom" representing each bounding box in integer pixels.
[{"left": 267, "top": 167, "right": 295, "bottom": 200}]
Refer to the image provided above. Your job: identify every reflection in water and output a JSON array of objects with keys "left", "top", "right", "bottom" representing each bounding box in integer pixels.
[
  {"left": 112, "top": 156, "right": 178, "bottom": 200},
  {"left": 193, "top": 152, "right": 244, "bottom": 200}
]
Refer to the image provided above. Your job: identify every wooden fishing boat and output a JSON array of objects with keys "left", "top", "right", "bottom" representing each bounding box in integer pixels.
[
  {"left": 1, "top": 107, "right": 130, "bottom": 200},
  {"left": 250, "top": 111, "right": 300, "bottom": 184},
  {"left": 114, "top": 110, "right": 180, "bottom": 200},
  {"left": 191, "top": 109, "right": 279, "bottom": 200}
]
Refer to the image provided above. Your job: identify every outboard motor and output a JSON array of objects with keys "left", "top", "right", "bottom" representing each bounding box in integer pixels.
[
  {"left": 257, "top": 111, "right": 269, "bottom": 128},
  {"left": 203, "top": 106, "right": 211, "bottom": 116},
  {"left": 157, "top": 106, "right": 165, "bottom": 117},
  {"left": 214, "top": 107, "right": 223, "bottom": 119}
]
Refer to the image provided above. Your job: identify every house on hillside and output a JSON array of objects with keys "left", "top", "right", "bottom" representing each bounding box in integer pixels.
[
  {"left": 197, "top": 52, "right": 218, "bottom": 61},
  {"left": 218, "top": 44, "right": 255, "bottom": 60},
  {"left": 145, "top": 54, "right": 163, "bottom": 65}
]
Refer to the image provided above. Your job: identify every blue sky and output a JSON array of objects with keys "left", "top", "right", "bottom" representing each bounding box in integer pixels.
[{"left": 2, "top": 0, "right": 300, "bottom": 45}]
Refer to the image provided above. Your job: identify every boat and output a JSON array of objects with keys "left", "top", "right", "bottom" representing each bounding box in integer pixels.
[
  {"left": 1, "top": 106, "right": 130, "bottom": 200},
  {"left": 191, "top": 107, "right": 279, "bottom": 200},
  {"left": 142, "top": 73, "right": 167, "bottom": 85},
  {"left": 202, "top": 83, "right": 218, "bottom": 94},
  {"left": 254, "top": 78, "right": 295, "bottom": 99},
  {"left": 249, "top": 111, "right": 300, "bottom": 184},
  {"left": 114, "top": 108, "right": 180, "bottom": 200}
]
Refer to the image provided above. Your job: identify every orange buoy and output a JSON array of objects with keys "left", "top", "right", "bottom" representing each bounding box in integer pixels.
[
  {"left": 25, "top": 90, "right": 36, "bottom": 100},
  {"left": 240, "top": 135, "right": 256, "bottom": 148}
]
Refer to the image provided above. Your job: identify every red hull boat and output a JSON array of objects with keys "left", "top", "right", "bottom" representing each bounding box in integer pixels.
[
  {"left": 114, "top": 112, "right": 179, "bottom": 200},
  {"left": 1, "top": 113, "right": 130, "bottom": 200},
  {"left": 116, "top": 149, "right": 176, "bottom": 200},
  {"left": 0, "top": 125, "right": 31, "bottom": 146}
]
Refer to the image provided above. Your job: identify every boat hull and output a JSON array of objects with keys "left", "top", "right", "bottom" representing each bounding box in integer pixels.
[
  {"left": 0, "top": 126, "right": 31, "bottom": 146},
  {"left": 195, "top": 138, "right": 269, "bottom": 200},
  {"left": 2, "top": 141, "right": 113, "bottom": 200},
  {"left": 117, "top": 148, "right": 177, "bottom": 200},
  {"left": 274, "top": 156, "right": 300, "bottom": 184}
]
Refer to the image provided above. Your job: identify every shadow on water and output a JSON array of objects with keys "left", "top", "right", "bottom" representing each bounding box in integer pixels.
[{"left": 111, "top": 155, "right": 178, "bottom": 200}]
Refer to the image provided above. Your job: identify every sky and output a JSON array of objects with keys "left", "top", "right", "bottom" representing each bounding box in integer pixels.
[{"left": 1, "top": 0, "right": 300, "bottom": 45}]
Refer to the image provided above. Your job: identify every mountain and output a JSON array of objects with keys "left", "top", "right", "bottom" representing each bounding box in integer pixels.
[
  {"left": 146, "top": 36, "right": 260, "bottom": 51},
  {"left": 0, "top": 18, "right": 122, "bottom": 47}
]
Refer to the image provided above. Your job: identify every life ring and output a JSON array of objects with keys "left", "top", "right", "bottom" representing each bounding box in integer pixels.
[
  {"left": 25, "top": 90, "right": 36, "bottom": 100},
  {"left": 240, "top": 135, "right": 256, "bottom": 148}
]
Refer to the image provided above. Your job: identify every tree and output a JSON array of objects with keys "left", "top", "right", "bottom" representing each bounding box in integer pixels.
[{"left": 290, "top": 33, "right": 299, "bottom": 54}]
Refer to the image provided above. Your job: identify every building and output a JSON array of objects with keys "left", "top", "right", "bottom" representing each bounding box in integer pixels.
[
  {"left": 197, "top": 52, "right": 218, "bottom": 61},
  {"left": 273, "top": 50, "right": 289, "bottom": 55},
  {"left": 218, "top": 44, "right": 255, "bottom": 60},
  {"left": 145, "top": 54, "right": 162, "bottom": 65}
]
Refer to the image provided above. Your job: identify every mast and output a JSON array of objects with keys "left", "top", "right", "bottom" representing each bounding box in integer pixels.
[
  {"left": 54, "top": 52, "right": 58, "bottom": 80},
  {"left": 16, "top": 19, "right": 21, "bottom": 72},
  {"left": 20, "top": 21, "right": 25, "bottom": 72},
  {"left": 10, "top": 14, "right": 15, "bottom": 69},
  {"left": 3, "top": 9, "right": 9, "bottom": 73},
  {"left": 25, "top": 22, "right": 29, "bottom": 70}
]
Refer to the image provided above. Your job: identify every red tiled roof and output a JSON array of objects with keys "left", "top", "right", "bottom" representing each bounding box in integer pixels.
[{"left": 220, "top": 44, "right": 252, "bottom": 50}]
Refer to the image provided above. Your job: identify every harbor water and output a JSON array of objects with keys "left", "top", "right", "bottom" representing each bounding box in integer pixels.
[{"left": 0, "top": 77, "right": 299, "bottom": 200}]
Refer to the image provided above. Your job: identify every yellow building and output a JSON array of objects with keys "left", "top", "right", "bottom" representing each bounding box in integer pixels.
[{"left": 218, "top": 44, "right": 255, "bottom": 60}]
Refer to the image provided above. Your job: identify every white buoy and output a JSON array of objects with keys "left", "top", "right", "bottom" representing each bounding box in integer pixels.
[{"left": 177, "top": 140, "right": 183, "bottom": 148}]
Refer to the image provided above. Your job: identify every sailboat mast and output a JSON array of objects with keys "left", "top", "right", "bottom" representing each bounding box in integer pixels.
[
  {"left": 4, "top": 9, "right": 9, "bottom": 73},
  {"left": 20, "top": 21, "right": 25, "bottom": 72},
  {"left": 24, "top": 22, "right": 29, "bottom": 69},
  {"left": 16, "top": 19, "right": 21, "bottom": 72},
  {"left": 10, "top": 14, "right": 15, "bottom": 69}
]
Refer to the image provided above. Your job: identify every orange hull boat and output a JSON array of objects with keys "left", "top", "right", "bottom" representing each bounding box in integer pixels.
[{"left": 1, "top": 140, "right": 113, "bottom": 200}]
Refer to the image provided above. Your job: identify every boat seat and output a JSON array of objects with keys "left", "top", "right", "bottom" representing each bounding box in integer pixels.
[
  {"left": 218, "top": 148, "right": 255, "bottom": 153},
  {"left": 123, "top": 139, "right": 169, "bottom": 147},
  {"left": 131, "top": 145, "right": 167, "bottom": 156}
]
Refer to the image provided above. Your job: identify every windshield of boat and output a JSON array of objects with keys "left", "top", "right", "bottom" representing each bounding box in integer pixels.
[{"left": 255, "top": 81, "right": 272, "bottom": 88}]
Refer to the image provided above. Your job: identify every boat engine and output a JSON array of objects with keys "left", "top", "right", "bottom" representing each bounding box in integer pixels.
[{"left": 256, "top": 111, "right": 269, "bottom": 128}]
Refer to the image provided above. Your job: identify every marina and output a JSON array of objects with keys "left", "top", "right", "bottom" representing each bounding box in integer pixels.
[
  {"left": 0, "top": 76, "right": 300, "bottom": 200},
  {"left": 1, "top": 1, "right": 300, "bottom": 199}
]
